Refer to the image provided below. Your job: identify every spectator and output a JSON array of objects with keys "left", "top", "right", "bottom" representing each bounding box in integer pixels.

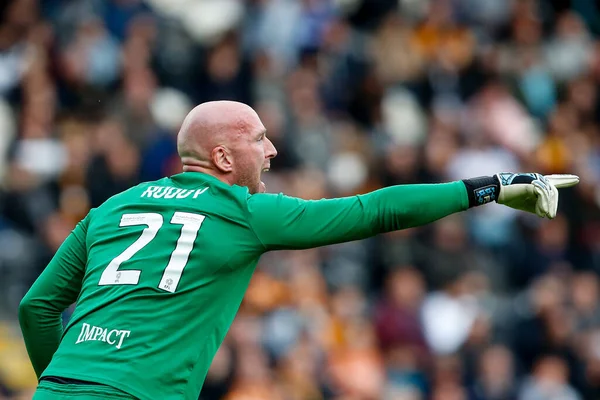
[{"left": 518, "top": 355, "right": 583, "bottom": 400}]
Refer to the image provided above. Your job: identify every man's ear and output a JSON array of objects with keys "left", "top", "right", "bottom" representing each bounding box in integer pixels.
[{"left": 212, "top": 146, "right": 233, "bottom": 173}]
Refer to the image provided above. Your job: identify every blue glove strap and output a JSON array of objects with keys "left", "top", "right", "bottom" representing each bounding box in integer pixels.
[{"left": 497, "top": 172, "right": 536, "bottom": 186}]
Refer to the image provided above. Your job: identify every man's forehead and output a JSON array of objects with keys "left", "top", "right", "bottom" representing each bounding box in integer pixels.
[{"left": 239, "top": 112, "right": 265, "bottom": 135}]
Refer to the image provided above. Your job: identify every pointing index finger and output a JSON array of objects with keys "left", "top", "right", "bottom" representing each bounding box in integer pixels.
[{"left": 544, "top": 174, "right": 580, "bottom": 188}]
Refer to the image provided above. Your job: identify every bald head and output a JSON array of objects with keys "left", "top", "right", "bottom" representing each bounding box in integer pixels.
[
  {"left": 177, "top": 100, "right": 261, "bottom": 163},
  {"left": 176, "top": 101, "right": 276, "bottom": 193}
]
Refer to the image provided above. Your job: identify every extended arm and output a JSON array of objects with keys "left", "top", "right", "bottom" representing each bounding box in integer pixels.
[
  {"left": 247, "top": 172, "right": 579, "bottom": 251},
  {"left": 18, "top": 213, "right": 90, "bottom": 378},
  {"left": 247, "top": 181, "right": 469, "bottom": 251}
]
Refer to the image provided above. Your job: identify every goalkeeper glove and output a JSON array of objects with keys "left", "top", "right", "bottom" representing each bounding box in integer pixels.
[{"left": 462, "top": 173, "right": 579, "bottom": 219}]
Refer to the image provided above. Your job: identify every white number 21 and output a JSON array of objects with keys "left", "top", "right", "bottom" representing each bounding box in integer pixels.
[{"left": 99, "top": 212, "right": 205, "bottom": 293}]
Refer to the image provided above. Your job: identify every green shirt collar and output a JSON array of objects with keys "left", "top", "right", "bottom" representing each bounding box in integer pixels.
[{"left": 169, "top": 171, "right": 228, "bottom": 187}]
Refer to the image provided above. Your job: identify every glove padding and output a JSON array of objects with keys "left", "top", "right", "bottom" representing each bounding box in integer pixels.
[{"left": 496, "top": 173, "right": 579, "bottom": 219}]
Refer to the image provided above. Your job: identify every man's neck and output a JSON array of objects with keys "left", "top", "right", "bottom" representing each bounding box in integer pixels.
[{"left": 182, "top": 165, "right": 233, "bottom": 186}]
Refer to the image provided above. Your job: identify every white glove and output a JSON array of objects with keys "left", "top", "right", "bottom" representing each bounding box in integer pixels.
[{"left": 496, "top": 173, "right": 579, "bottom": 219}]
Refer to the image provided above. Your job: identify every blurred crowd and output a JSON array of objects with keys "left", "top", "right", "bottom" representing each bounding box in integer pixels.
[{"left": 1, "top": 0, "right": 600, "bottom": 399}]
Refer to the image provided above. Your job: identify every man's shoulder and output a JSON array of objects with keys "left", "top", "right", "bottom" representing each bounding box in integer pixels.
[
  {"left": 90, "top": 179, "right": 170, "bottom": 217},
  {"left": 245, "top": 192, "right": 306, "bottom": 216},
  {"left": 246, "top": 192, "right": 301, "bottom": 204},
  {"left": 108, "top": 179, "right": 169, "bottom": 202}
]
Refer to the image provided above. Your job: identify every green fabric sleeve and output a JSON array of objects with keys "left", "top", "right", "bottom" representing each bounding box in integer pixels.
[
  {"left": 18, "top": 212, "right": 91, "bottom": 378},
  {"left": 247, "top": 181, "right": 469, "bottom": 251}
]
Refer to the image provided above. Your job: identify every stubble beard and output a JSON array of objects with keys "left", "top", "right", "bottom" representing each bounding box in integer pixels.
[{"left": 237, "top": 170, "right": 261, "bottom": 194}]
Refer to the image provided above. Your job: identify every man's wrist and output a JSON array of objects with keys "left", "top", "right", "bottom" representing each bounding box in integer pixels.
[{"left": 462, "top": 175, "right": 500, "bottom": 208}]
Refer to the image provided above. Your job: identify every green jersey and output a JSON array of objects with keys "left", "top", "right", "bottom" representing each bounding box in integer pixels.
[{"left": 19, "top": 172, "right": 468, "bottom": 400}]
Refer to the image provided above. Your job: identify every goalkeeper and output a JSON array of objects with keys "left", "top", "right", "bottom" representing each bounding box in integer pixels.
[{"left": 19, "top": 101, "right": 578, "bottom": 400}]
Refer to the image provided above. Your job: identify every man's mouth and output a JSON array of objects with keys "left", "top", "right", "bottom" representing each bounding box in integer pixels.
[{"left": 260, "top": 167, "right": 269, "bottom": 193}]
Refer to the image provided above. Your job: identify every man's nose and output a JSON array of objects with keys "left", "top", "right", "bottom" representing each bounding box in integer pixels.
[{"left": 265, "top": 138, "right": 277, "bottom": 159}]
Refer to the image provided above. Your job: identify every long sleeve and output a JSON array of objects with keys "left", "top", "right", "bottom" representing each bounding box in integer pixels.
[
  {"left": 246, "top": 181, "right": 469, "bottom": 251},
  {"left": 18, "top": 212, "right": 91, "bottom": 378}
]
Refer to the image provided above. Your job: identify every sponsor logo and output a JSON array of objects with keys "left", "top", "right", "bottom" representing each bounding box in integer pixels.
[{"left": 75, "top": 323, "right": 131, "bottom": 350}]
